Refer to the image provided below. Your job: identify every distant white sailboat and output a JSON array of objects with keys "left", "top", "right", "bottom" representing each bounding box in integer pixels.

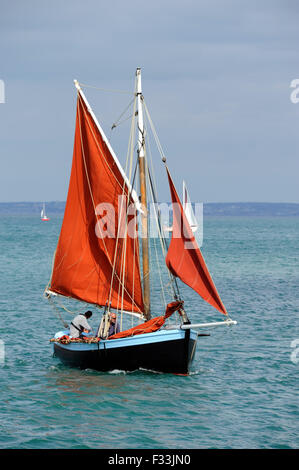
[
  {"left": 41, "top": 203, "right": 50, "bottom": 221},
  {"left": 182, "top": 180, "right": 202, "bottom": 247},
  {"left": 163, "top": 181, "right": 202, "bottom": 247}
]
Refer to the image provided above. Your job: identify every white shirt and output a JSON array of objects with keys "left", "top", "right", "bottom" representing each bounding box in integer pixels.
[{"left": 70, "top": 314, "right": 91, "bottom": 338}]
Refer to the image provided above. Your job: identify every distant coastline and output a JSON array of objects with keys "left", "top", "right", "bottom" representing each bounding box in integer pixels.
[{"left": 0, "top": 201, "right": 299, "bottom": 216}]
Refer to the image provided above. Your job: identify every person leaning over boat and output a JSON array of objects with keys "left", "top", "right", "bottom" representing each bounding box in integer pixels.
[
  {"left": 70, "top": 311, "right": 93, "bottom": 338},
  {"left": 108, "top": 312, "right": 120, "bottom": 337}
]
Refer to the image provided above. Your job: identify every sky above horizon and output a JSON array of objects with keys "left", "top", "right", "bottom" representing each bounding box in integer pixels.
[{"left": 0, "top": 0, "right": 299, "bottom": 203}]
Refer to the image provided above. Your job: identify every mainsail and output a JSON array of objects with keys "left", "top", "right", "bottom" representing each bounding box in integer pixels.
[
  {"left": 165, "top": 168, "right": 227, "bottom": 315},
  {"left": 49, "top": 87, "right": 144, "bottom": 314}
]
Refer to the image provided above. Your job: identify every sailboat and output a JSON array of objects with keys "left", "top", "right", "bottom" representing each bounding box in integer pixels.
[
  {"left": 45, "top": 69, "right": 236, "bottom": 374},
  {"left": 182, "top": 180, "right": 202, "bottom": 247},
  {"left": 41, "top": 203, "right": 50, "bottom": 221},
  {"left": 163, "top": 181, "right": 202, "bottom": 247}
]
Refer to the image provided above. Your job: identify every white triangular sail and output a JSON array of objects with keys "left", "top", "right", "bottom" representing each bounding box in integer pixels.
[
  {"left": 41, "top": 203, "right": 49, "bottom": 220},
  {"left": 182, "top": 180, "right": 202, "bottom": 247},
  {"left": 41, "top": 203, "right": 45, "bottom": 219}
]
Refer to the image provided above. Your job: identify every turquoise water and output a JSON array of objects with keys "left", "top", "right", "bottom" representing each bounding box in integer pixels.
[{"left": 0, "top": 216, "right": 298, "bottom": 449}]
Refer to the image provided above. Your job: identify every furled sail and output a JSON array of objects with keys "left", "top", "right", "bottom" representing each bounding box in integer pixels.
[
  {"left": 165, "top": 168, "right": 227, "bottom": 315},
  {"left": 49, "top": 88, "right": 144, "bottom": 314}
]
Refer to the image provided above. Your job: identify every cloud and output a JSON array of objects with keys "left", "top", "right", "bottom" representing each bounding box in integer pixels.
[{"left": 0, "top": 0, "right": 299, "bottom": 202}]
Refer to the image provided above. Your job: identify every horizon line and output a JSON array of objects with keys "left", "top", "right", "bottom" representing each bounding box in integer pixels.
[{"left": 1, "top": 201, "right": 299, "bottom": 205}]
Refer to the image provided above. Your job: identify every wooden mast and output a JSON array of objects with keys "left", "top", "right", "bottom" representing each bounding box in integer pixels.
[{"left": 136, "top": 68, "right": 151, "bottom": 320}]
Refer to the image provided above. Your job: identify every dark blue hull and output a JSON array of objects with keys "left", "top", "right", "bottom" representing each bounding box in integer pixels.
[{"left": 53, "top": 328, "right": 197, "bottom": 374}]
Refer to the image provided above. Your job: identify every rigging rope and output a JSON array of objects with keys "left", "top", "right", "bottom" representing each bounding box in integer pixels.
[
  {"left": 144, "top": 127, "right": 180, "bottom": 300},
  {"left": 47, "top": 294, "right": 69, "bottom": 329},
  {"left": 111, "top": 97, "right": 136, "bottom": 130},
  {"left": 142, "top": 99, "right": 182, "bottom": 302},
  {"left": 143, "top": 99, "right": 167, "bottom": 162},
  {"left": 108, "top": 93, "right": 138, "bottom": 314},
  {"left": 144, "top": 140, "right": 167, "bottom": 308},
  {"left": 78, "top": 82, "right": 133, "bottom": 95}
]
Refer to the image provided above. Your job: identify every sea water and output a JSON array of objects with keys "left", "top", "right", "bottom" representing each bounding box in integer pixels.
[{"left": 0, "top": 216, "right": 298, "bottom": 449}]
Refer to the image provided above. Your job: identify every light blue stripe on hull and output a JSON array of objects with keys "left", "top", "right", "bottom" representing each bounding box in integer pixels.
[{"left": 54, "top": 328, "right": 197, "bottom": 352}]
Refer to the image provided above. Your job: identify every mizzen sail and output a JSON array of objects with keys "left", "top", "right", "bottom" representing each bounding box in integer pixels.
[
  {"left": 49, "top": 88, "right": 144, "bottom": 314},
  {"left": 165, "top": 168, "right": 227, "bottom": 315}
]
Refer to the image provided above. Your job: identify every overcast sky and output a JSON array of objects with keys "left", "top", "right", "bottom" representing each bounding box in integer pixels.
[{"left": 0, "top": 0, "right": 299, "bottom": 203}]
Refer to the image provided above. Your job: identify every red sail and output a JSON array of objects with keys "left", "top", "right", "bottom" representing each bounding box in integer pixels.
[
  {"left": 50, "top": 92, "right": 144, "bottom": 314},
  {"left": 108, "top": 301, "right": 183, "bottom": 340},
  {"left": 165, "top": 168, "right": 228, "bottom": 315}
]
